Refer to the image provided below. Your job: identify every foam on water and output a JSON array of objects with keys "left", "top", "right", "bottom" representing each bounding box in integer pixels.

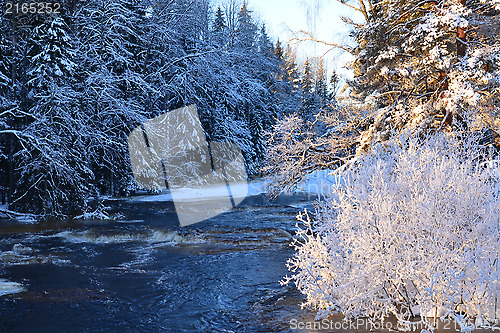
[
  {"left": 0, "top": 243, "right": 71, "bottom": 266},
  {"left": 55, "top": 227, "right": 292, "bottom": 249},
  {"left": 55, "top": 229, "right": 206, "bottom": 245}
]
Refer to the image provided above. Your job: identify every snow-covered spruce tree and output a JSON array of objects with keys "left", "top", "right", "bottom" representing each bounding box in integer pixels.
[
  {"left": 273, "top": 43, "right": 302, "bottom": 118},
  {"left": 0, "top": 11, "right": 16, "bottom": 203},
  {"left": 258, "top": 23, "right": 273, "bottom": 55},
  {"left": 257, "top": 23, "right": 280, "bottom": 130},
  {"left": 233, "top": 0, "right": 263, "bottom": 164},
  {"left": 0, "top": 10, "right": 36, "bottom": 206},
  {"left": 207, "top": 1, "right": 281, "bottom": 174},
  {"left": 236, "top": 1, "right": 257, "bottom": 50},
  {"left": 214, "top": 5, "right": 226, "bottom": 32},
  {"left": 12, "top": 16, "right": 91, "bottom": 215},
  {"left": 299, "top": 58, "right": 317, "bottom": 123},
  {"left": 299, "top": 58, "right": 337, "bottom": 126},
  {"left": 283, "top": 133, "right": 500, "bottom": 331},
  {"left": 0, "top": 14, "right": 11, "bottom": 106},
  {"left": 212, "top": 5, "right": 227, "bottom": 46},
  {"left": 315, "top": 60, "right": 329, "bottom": 108}
]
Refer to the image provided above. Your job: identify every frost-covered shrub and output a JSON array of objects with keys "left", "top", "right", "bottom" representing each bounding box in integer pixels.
[{"left": 283, "top": 133, "right": 500, "bottom": 332}]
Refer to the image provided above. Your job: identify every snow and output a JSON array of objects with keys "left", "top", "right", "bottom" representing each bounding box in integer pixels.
[
  {"left": 130, "top": 173, "right": 338, "bottom": 204},
  {"left": 0, "top": 279, "right": 25, "bottom": 297},
  {"left": 284, "top": 133, "right": 500, "bottom": 331},
  {"left": 131, "top": 179, "right": 267, "bottom": 203}
]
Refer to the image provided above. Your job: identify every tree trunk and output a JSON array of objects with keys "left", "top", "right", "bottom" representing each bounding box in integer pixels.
[
  {"left": 8, "top": 14, "right": 18, "bottom": 205},
  {"left": 457, "top": 0, "right": 467, "bottom": 57}
]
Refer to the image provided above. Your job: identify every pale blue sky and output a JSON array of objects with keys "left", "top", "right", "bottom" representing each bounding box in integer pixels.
[{"left": 212, "top": 0, "right": 362, "bottom": 78}]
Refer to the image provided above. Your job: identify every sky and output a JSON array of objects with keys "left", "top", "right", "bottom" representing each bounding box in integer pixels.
[{"left": 212, "top": 0, "right": 363, "bottom": 78}]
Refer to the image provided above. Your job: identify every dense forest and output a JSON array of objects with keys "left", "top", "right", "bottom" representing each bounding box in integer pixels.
[{"left": 0, "top": 0, "right": 337, "bottom": 217}]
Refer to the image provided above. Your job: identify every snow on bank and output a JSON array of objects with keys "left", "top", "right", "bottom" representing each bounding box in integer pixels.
[
  {"left": 130, "top": 179, "right": 268, "bottom": 203},
  {"left": 0, "top": 278, "right": 25, "bottom": 296},
  {"left": 0, "top": 208, "right": 37, "bottom": 223},
  {"left": 130, "top": 174, "right": 338, "bottom": 204}
]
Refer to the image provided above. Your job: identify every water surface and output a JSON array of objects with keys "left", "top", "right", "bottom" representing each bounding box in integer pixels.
[{"left": 0, "top": 193, "right": 321, "bottom": 332}]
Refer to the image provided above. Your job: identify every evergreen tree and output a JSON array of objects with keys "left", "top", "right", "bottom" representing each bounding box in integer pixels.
[
  {"left": 299, "top": 58, "right": 316, "bottom": 122},
  {"left": 274, "top": 38, "right": 283, "bottom": 59},
  {"left": 301, "top": 59, "right": 314, "bottom": 94},
  {"left": 236, "top": 1, "right": 257, "bottom": 49},
  {"left": 13, "top": 16, "right": 90, "bottom": 215},
  {"left": 340, "top": 0, "right": 500, "bottom": 151},
  {"left": 0, "top": 11, "right": 17, "bottom": 205},
  {"left": 328, "top": 69, "right": 339, "bottom": 101},
  {"left": 258, "top": 24, "right": 273, "bottom": 54},
  {"left": 315, "top": 60, "right": 328, "bottom": 108},
  {"left": 273, "top": 43, "right": 301, "bottom": 117},
  {"left": 212, "top": 5, "right": 227, "bottom": 48},
  {"left": 284, "top": 45, "right": 301, "bottom": 92},
  {"left": 0, "top": 12, "right": 14, "bottom": 116},
  {"left": 26, "top": 17, "right": 76, "bottom": 90},
  {"left": 77, "top": 0, "right": 148, "bottom": 196},
  {"left": 213, "top": 6, "right": 226, "bottom": 32}
]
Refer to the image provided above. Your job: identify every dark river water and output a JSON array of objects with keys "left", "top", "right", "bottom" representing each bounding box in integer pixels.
[{"left": 0, "top": 193, "right": 325, "bottom": 333}]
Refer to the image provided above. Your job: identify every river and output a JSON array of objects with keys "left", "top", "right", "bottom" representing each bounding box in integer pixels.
[{"left": 0, "top": 191, "right": 326, "bottom": 332}]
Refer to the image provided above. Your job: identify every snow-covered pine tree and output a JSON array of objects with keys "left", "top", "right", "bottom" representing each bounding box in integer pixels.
[
  {"left": 315, "top": 60, "right": 329, "bottom": 109},
  {"left": 0, "top": 11, "right": 16, "bottom": 123},
  {"left": 328, "top": 69, "right": 340, "bottom": 102},
  {"left": 284, "top": 45, "right": 301, "bottom": 92},
  {"left": 274, "top": 38, "right": 283, "bottom": 59},
  {"left": 219, "top": 1, "right": 275, "bottom": 173},
  {"left": 0, "top": 16, "right": 10, "bottom": 99},
  {"left": 258, "top": 24, "right": 273, "bottom": 54},
  {"left": 212, "top": 5, "right": 227, "bottom": 48},
  {"left": 272, "top": 42, "right": 302, "bottom": 117},
  {"left": 255, "top": 23, "right": 280, "bottom": 130},
  {"left": 343, "top": 0, "right": 500, "bottom": 151},
  {"left": 0, "top": 11, "right": 16, "bottom": 205},
  {"left": 76, "top": 0, "right": 148, "bottom": 197}
]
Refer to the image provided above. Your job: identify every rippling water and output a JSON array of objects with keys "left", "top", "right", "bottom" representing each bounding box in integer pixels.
[{"left": 0, "top": 193, "right": 323, "bottom": 332}]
